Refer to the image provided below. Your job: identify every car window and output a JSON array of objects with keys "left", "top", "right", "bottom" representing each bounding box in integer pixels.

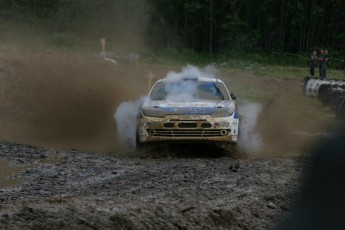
[
  {"left": 150, "top": 82, "right": 167, "bottom": 100},
  {"left": 196, "top": 83, "right": 223, "bottom": 100},
  {"left": 150, "top": 81, "right": 229, "bottom": 101}
]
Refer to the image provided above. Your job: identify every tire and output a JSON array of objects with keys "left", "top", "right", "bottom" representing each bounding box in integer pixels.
[
  {"left": 221, "top": 142, "right": 238, "bottom": 156},
  {"left": 135, "top": 130, "right": 148, "bottom": 152},
  {"left": 135, "top": 130, "right": 157, "bottom": 157},
  {"left": 228, "top": 143, "right": 238, "bottom": 154},
  {"left": 135, "top": 130, "right": 141, "bottom": 149}
]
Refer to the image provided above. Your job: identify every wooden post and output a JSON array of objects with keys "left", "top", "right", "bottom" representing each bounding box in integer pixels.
[{"left": 146, "top": 72, "right": 154, "bottom": 92}]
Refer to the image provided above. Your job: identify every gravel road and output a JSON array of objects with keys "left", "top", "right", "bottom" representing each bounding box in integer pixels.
[{"left": 0, "top": 140, "right": 303, "bottom": 229}]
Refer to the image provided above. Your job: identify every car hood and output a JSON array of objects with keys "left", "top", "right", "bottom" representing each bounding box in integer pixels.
[{"left": 143, "top": 100, "right": 230, "bottom": 115}]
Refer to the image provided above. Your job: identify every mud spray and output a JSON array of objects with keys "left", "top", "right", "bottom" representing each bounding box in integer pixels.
[
  {"left": 114, "top": 65, "right": 263, "bottom": 154},
  {"left": 237, "top": 101, "right": 263, "bottom": 153},
  {"left": 114, "top": 96, "right": 147, "bottom": 151}
]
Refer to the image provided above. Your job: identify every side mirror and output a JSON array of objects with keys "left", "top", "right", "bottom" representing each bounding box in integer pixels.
[{"left": 230, "top": 93, "right": 237, "bottom": 100}]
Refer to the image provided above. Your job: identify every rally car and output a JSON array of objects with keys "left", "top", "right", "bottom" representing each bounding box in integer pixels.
[{"left": 136, "top": 77, "right": 239, "bottom": 152}]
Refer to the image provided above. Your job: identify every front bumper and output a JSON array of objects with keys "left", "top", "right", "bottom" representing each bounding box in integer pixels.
[{"left": 137, "top": 114, "right": 239, "bottom": 143}]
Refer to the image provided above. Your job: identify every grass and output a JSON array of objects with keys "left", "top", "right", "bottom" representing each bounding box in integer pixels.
[
  {"left": 141, "top": 49, "right": 345, "bottom": 80},
  {"left": 229, "top": 85, "right": 276, "bottom": 102}
]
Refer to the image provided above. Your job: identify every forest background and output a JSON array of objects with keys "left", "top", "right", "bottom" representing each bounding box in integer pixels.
[{"left": 1, "top": 0, "right": 345, "bottom": 70}]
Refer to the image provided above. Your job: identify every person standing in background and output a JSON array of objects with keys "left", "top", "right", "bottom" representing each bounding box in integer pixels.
[
  {"left": 322, "top": 49, "right": 329, "bottom": 78},
  {"left": 310, "top": 50, "right": 318, "bottom": 76},
  {"left": 318, "top": 49, "right": 325, "bottom": 78}
]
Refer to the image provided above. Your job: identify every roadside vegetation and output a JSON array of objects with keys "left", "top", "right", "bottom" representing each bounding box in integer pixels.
[{"left": 1, "top": 0, "right": 345, "bottom": 82}]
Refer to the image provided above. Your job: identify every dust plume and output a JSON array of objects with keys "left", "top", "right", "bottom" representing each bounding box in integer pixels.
[
  {"left": 0, "top": 53, "right": 328, "bottom": 156},
  {"left": 165, "top": 80, "right": 198, "bottom": 102},
  {"left": 237, "top": 101, "right": 263, "bottom": 154},
  {"left": 0, "top": 53, "right": 148, "bottom": 153},
  {"left": 114, "top": 97, "right": 147, "bottom": 150},
  {"left": 165, "top": 64, "right": 218, "bottom": 81},
  {"left": 164, "top": 65, "right": 217, "bottom": 102}
]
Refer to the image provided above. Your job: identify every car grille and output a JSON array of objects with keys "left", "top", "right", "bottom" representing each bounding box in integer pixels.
[
  {"left": 162, "top": 122, "right": 212, "bottom": 129},
  {"left": 148, "top": 129, "right": 230, "bottom": 137},
  {"left": 201, "top": 123, "right": 212, "bottom": 128},
  {"left": 178, "top": 123, "right": 197, "bottom": 128}
]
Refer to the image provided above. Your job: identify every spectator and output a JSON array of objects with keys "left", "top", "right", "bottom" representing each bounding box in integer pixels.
[
  {"left": 318, "top": 49, "right": 325, "bottom": 78},
  {"left": 322, "top": 49, "right": 329, "bottom": 78},
  {"left": 309, "top": 50, "right": 318, "bottom": 76}
]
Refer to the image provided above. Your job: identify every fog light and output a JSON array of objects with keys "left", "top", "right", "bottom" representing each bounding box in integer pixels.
[
  {"left": 220, "top": 130, "right": 229, "bottom": 136},
  {"left": 147, "top": 129, "right": 156, "bottom": 136}
]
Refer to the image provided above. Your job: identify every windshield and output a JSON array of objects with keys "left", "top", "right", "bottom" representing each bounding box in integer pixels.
[{"left": 150, "top": 80, "right": 229, "bottom": 101}]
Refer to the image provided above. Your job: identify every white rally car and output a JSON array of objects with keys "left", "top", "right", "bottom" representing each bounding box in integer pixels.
[{"left": 136, "top": 77, "right": 239, "bottom": 152}]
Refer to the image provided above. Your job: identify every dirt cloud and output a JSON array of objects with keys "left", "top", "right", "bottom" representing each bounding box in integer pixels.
[{"left": 0, "top": 53, "right": 332, "bottom": 156}]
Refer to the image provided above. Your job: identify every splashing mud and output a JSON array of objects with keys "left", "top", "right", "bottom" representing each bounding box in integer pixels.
[
  {"left": 114, "top": 97, "right": 147, "bottom": 150},
  {"left": 237, "top": 101, "right": 263, "bottom": 154},
  {"left": 0, "top": 53, "right": 332, "bottom": 156}
]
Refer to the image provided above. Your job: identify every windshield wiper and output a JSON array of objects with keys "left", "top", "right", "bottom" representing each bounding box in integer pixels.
[{"left": 214, "top": 84, "right": 225, "bottom": 100}]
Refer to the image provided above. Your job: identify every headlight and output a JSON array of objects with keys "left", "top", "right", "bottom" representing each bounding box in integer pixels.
[
  {"left": 211, "top": 107, "right": 235, "bottom": 118},
  {"left": 141, "top": 107, "right": 166, "bottom": 118}
]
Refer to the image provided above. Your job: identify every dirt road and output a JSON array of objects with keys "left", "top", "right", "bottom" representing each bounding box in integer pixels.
[{"left": 0, "top": 53, "right": 335, "bottom": 229}]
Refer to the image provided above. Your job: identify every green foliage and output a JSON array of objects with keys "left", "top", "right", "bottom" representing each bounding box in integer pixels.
[
  {"left": 1, "top": 0, "right": 345, "bottom": 63},
  {"left": 146, "top": 0, "right": 345, "bottom": 54}
]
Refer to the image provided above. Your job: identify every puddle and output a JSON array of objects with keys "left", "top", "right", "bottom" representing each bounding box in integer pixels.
[
  {"left": 0, "top": 158, "right": 27, "bottom": 189},
  {"left": 0, "top": 153, "right": 62, "bottom": 189}
]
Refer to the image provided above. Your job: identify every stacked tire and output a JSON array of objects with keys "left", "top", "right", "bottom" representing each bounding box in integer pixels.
[{"left": 303, "top": 77, "right": 345, "bottom": 121}]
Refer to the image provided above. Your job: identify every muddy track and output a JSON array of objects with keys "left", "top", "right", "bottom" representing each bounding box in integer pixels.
[{"left": 0, "top": 140, "right": 302, "bottom": 229}]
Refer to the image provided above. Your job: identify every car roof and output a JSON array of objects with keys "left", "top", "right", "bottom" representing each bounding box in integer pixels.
[{"left": 157, "top": 77, "right": 223, "bottom": 83}]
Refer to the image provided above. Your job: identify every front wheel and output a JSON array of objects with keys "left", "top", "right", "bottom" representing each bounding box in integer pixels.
[
  {"left": 135, "top": 130, "right": 146, "bottom": 151},
  {"left": 218, "top": 142, "right": 238, "bottom": 156},
  {"left": 225, "top": 143, "right": 238, "bottom": 155},
  {"left": 135, "top": 131, "right": 157, "bottom": 157}
]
